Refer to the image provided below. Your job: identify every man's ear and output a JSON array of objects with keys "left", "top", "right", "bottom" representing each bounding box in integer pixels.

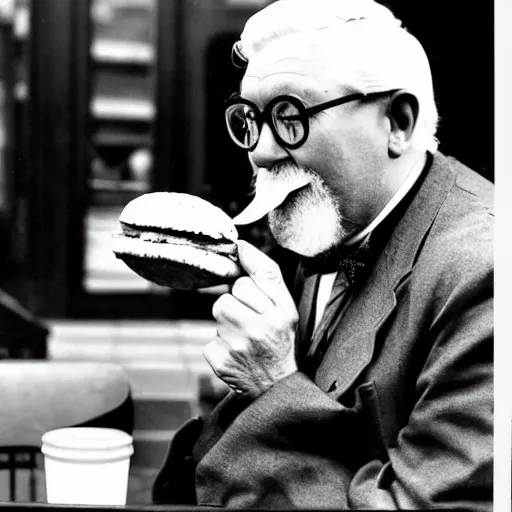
[{"left": 386, "top": 90, "right": 419, "bottom": 158}]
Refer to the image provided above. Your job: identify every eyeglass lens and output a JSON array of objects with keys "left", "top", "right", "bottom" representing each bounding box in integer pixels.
[
  {"left": 226, "top": 100, "right": 306, "bottom": 149},
  {"left": 225, "top": 104, "right": 259, "bottom": 149},
  {"left": 272, "top": 100, "right": 305, "bottom": 147}
]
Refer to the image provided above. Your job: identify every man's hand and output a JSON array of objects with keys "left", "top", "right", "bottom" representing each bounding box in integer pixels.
[{"left": 203, "top": 240, "right": 299, "bottom": 399}]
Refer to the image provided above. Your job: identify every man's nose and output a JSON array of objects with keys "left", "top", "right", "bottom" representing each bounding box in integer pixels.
[{"left": 249, "top": 122, "right": 289, "bottom": 169}]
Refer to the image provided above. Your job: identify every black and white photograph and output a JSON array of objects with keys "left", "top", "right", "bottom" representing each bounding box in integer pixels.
[{"left": 0, "top": 0, "right": 508, "bottom": 510}]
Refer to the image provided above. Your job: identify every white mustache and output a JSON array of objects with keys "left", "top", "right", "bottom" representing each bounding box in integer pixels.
[
  {"left": 233, "top": 163, "right": 313, "bottom": 225},
  {"left": 268, "top": 161, "right": 315, "bottom": 185}
]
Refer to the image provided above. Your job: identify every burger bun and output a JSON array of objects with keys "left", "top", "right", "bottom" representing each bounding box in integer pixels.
[{"left": 112, "top": 192, "right": 243, "bottom": 289}]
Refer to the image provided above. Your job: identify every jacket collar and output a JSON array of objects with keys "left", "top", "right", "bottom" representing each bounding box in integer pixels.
[{"left": 313, "top": 152, "right": 457, "bottom": 395}]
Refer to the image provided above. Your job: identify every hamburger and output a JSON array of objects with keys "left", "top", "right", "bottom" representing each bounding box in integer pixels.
[{"left": 112, "top": 192, "right": 242, "bottom": 289}]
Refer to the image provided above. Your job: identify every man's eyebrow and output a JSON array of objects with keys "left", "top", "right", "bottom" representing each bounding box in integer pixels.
[{"left": 260, "top": 82, "right": 321, "bottom": 105}]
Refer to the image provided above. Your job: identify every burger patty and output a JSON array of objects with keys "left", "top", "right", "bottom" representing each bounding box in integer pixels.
[{"left": 120, "top": 223, "right": 238, "bottom": 259}]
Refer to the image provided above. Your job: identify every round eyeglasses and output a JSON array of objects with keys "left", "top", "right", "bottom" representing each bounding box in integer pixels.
[{"left": 224, "top": 90, "right": 397, "bottom": 151}]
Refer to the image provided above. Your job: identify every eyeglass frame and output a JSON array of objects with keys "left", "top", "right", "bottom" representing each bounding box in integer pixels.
[{"left": 224, "top": 89, "right": 399, "bottom": 151}]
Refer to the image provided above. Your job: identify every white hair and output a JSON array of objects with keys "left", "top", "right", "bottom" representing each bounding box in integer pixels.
[{"left": 235, "top": 0, "right": 439, "bottom": 152}]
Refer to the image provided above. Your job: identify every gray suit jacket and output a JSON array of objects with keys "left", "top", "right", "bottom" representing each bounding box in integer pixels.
[{"left": 153, "top": 152, "right": 494, "bottom": 510}]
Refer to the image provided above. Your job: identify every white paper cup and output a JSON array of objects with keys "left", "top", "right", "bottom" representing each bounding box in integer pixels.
[{"left": 41, "top": 427, "right": 133, "bottom": 505}]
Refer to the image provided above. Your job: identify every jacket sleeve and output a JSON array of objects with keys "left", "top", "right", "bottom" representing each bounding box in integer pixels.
[
  {"left": 152, "top": 415, "right": 204, "bottom": 505},
  {"left": 192, "top": 262, "right": 493, "bottom": 510},
  {"left": 194, "top": 371, "right": 357, "bottom": 509}
]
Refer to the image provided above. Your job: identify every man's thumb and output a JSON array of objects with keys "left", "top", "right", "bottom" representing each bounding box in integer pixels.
[{"left": 237, "top": 240, "right": 289, "bottom": 305}]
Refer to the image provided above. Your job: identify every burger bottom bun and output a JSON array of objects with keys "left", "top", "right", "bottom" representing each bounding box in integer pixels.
[{"left": 112, "top": 235, "right": 242, "bottom": 289}]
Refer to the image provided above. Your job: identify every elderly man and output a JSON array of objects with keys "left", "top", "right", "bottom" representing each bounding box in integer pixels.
[{"left": 153, "top": 0, "right": 493, "bottom": 509}]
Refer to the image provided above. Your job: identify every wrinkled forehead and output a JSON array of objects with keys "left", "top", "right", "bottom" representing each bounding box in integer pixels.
[
  {"left": 243, "top": 33, "right": 331, "bottom": 80},
  {"left": 241, "top": 32, "right": 359, "bottom": 99}
]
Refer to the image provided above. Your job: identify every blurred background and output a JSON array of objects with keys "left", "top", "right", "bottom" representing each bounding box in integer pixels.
[{"left": 0, "top": 0, "right": 493, "bottom": 505}]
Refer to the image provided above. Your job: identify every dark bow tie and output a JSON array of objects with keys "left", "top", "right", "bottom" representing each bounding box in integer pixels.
[{"left": 301, "top": 240, "right": 374, "bottom": 284}]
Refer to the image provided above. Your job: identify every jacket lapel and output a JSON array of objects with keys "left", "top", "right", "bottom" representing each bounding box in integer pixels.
[{"left": 314, "top": 153, "right": 457, "bottom": 395}]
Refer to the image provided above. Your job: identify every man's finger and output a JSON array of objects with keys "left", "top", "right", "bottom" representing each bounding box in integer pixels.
[
  {"left": 231, "top": 276, "right": 274, "bottom": 314},
  {"left": 203, "top": 337, "right": 230, "bottom": 380},
  {"left": 212, "top": 292, "right": 259, "bottom": 331},
  {"left": 237, "top": 240, "right": 294, "bottom": 308}
]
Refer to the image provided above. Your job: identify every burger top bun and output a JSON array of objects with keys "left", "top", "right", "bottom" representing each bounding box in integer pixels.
[
  {"left": 119, "top": 192, "right": 238, "bottom": 242},
  {"left": 113, "top": 192, "right": 242, "bottom": 289}
]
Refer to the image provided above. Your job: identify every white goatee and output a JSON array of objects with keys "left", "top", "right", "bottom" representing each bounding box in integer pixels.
[{"left": 268, "top": 168, "right": 347, "bottom": 257}]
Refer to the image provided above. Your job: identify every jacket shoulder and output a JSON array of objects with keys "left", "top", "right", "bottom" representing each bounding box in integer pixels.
[
  {"left": 410, "top": 156, "right": 493, "bottom": 308},
  {"left": 446, "top": 155, "right": 494, "bottom": 211}
]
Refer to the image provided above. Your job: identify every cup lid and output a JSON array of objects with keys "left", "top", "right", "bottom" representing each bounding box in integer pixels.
[{"left": 42, "top": 427, "right": 132, "bottom": 451}]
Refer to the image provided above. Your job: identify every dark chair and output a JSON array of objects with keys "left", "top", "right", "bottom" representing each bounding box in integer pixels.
[{"left": 0, "top": 290, "right": 49, "bottom": 360}]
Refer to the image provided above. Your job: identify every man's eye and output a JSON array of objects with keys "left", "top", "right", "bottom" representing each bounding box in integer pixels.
[
  {"left": 278, "top": 114, "right": 301, "bottom": 126},
  {"left": 280, "top": 115, "right": 300, "bottom": 123}
]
